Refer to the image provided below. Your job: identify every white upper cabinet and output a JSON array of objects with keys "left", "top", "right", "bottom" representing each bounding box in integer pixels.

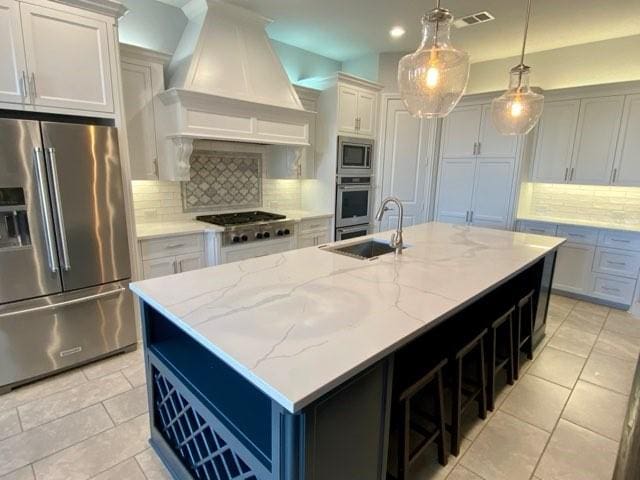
[
  {"left": 0, "top": 0, "right": 27, "bottom": 104},
  {"left": 470, "top": 158, "right": 515, "bottom": 229},
  {"left": 19, "top": 2, "right": 113, "bottom": 113},
  {"left": 531, "top": 100, "right": 580, "bottom": 183},
  {"left": 440, "top": 105, "right": 482, "bottom": 157},
  {"left": 613, "top": 94, "right": 640, "bottom": 186},
  {"left": 435, "top": 158, "right": 476, "bottom": 225},
  {"left": 570, "top": 96, "right": 624, "bottom": 185},
  {"left": 337, "top": 84, "right": 378, "bottom": 138},
  {"left": 478, "top": 104, "right": 518, "bottom": 157}
]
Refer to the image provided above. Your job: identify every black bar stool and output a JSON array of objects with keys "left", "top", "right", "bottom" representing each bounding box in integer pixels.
[
  {"left": 393, "top": 358, "right": 448, "bottom": 479},
  {"left": 514, "top": 290, "right": 536, "bottom": 380},
  {"left": 487, "top": 307, "right": 515, "bottom": 411},
  {"left": 449, "top": 329, "right": 488, "bottom": 457}
]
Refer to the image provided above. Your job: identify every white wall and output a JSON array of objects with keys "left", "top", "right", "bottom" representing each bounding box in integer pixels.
[
  {"left": 343, "top": 54, "right": 380, "bottom": 82},
  {"left": 119, "top": 0, "right": 187, "bottom": 54},
  {"left": 376, "top": 35, "right": 640, "bottom": 94},
  {"left": 271, "top": 40, "right": 342, "bottom": 83}
]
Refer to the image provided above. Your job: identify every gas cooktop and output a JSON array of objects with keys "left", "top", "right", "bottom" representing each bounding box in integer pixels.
[{"left": 196, "top": 211, "right": 286, "bottom": 227}]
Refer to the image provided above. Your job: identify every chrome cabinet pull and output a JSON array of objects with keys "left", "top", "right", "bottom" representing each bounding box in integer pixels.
[
  {"left": 165, "top": 243, "right": 185, "bottom": 249},
  {"left": 465, "top": 211, "right": 469, "bottom": 223},
  {"left": 20, "top": 71, "right": 28, "bottom": 100},
  {"left": 30, "top": 73, "right": 37, "bottom": 99},
  {"left": 564, "top": 167, "right": 568, "bottom": 182},
  {"left": 33, "top": 147, "right": 58, "bottom": 273},
  {"left": 172, "top": 260, "right": 178, "bottom": 273},
  {"left": 470, "top": 210, "right": 474, "bottom": 223},
  {"left": 570, "top": 167, "right": 575, "bottom": 181},
  {"left": 612, "top": 168, "right": 618, "bottom": 184},
  {"left": 0, "top": 287, "right": 125, "bottom": 319},
  {"left": 606, "top": 260, "right": 626, "bottom": 267},
  {"left": 46, "top": 147, "right": 71, "bottom": 271},
  {"left": 178, "top": 260, "right": 183, "bottom": 273},
  {"left": 477, "top": 142, "right": 481, "bottom": 155},
  {"left": 472, "top": 142, "right": 477, "bottom": 155}
]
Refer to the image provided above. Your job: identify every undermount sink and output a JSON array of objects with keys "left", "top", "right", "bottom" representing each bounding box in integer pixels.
[{"left": 323, "top": 239, "right": 402, "bottom": 260}]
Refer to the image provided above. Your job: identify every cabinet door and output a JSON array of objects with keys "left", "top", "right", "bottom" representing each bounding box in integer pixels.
[
  {"left": 380, "top": 98, "right": 432, "bottom": 230},
  {"left": 613, "top": 94, "right": 640, "bottom": 186},
  {"left": 478, "top": 104, "right": 518, "bottom": 157},
  {"left": 470, "top": 158, "right": 515, "bottom": 229},
  {"left": 531, "top": 100, "right": 580, "bottom": 183},
  {"left": 337, "top": 85, "right": 358, "bottom": 133},
  {"left": 142, "top": 256, "right": 176, "bottom": 279},
  {"left": 0, "top": 0, "right": 27, "bottom": 105},
  {"left": 314, "top": 231, "right": 331, "bottom": 246},
  {"left": 20, "top": 3, "right": 113, "bottom": 113},
  {"left": 435, "top": 158, "right": 475, "bottom": 224},
  {"left": 570, "top": 96, "right": 624, "bottom": 185},
  {"left": 122, "top": 61, "right": 158, "bottom": 180},
  {"left": 356, "top": 90, "right": 376, "bottom": 136},
  {"left": 553, "top": 243, "right": 596, "bottom": 294},
  {"left": 176, "top": 252, "right": 204, "bottom": 273},
  {"left": 440, "top": 106, "right": 482, "bottom": 157},
  {"left": 297, "top": 233, "right": 316, "bottom": 249}
]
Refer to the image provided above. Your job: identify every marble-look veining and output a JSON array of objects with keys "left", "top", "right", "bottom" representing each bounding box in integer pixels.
[{"left": 130, "top": 222, "right": 564, "bottom": 412}]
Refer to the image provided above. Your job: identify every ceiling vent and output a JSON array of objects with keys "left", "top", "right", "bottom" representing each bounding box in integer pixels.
[{"left": 454, "top": 11, "right": 495, "bottom": 28}]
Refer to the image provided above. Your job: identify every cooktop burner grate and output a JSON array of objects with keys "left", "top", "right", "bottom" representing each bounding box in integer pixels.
[{"left": 196, "top": 211, "right": 286, "bottom": 227}]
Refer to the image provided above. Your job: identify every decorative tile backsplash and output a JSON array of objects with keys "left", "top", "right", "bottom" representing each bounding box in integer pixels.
[
  {"left": 182, "top": 150, "right": 262, "bottom": 211},
  {"left": 518, "top": 183, "right": 640, "bottom": 226}
]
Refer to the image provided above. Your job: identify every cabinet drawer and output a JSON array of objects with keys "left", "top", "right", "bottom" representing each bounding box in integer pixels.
[
  {"left": 518, "top": 221, "right": 557, "bottom": 236},
  {"left": 556, "top": 225, "right": 598, "bottom": 245},
  {"left": 593, "top": 247, "right": 640, "bottom": 278},
  {"left": 299, "top": 217, "right": 332, "bottom": 234},
  {"left": 598, "top": 230, "right": 640, "bottom": 251},
  {"left": 140, "top": 234, "right": 203, "bottom": 260},
  {"left": 590, "top": 273, "right": 637, "bottom": 306}
]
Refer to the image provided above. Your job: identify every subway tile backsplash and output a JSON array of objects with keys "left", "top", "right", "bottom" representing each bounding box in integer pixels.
[
  {"left": 518, "top": 183, "right": 640, "bottom": 226},
  {"left": 132, "top": 179, "right": 302, "bottom": 224}
]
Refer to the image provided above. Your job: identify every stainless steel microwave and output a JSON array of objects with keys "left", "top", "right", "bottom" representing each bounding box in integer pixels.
[{"left": 337, "top": 136, "right": 373, "bottom": 176}]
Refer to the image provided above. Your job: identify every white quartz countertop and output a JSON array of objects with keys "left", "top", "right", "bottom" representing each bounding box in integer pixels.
[
  {"left": 517, "top": 215, "right": 640, "bottom": 233},
  {"left": 135, "top": 211, "right": 334, "bottom": 240},
  {"left": 130, "top": 222, "right": 564, "bottom": 412}
]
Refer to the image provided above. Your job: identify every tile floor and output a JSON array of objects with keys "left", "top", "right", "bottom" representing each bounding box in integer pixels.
[{"left": 0, "top": 294, "right": 637, "bottom": 480}]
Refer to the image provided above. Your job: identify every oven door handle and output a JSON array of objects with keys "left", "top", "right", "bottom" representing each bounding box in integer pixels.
[{"left": 338, "top": 185, "right": 371, "bottom": 191}]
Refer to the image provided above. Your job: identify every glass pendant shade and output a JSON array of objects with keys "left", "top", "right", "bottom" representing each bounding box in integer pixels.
[
  {"left": 491, "top": 65, "right": 544, "bottom": 135},
  {"left": 398, "top": 9, "right": 470, "bottom": 118}
]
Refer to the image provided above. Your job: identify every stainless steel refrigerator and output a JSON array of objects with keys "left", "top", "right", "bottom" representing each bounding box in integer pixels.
[{"left": 0, "top": 118, "right": 136, "bottom": 393}]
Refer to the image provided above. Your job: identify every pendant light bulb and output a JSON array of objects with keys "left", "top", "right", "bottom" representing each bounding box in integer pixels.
[
  {"left": 491, "top": 0, "right": 544, "bottom": 135},
  {"left": 398, "top": 1, "right": 470, "bottom": 118}
]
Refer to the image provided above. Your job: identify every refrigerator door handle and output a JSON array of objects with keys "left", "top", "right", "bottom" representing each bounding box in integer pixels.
[
  {"left": 46, "top": 147, "right": 71, "bottom": 271},
  {"left": 0, "top": 287, "right": 126, "bottom": 319},
  {"left": 33, "top": 147, "right": 58, "bottom": 273}
]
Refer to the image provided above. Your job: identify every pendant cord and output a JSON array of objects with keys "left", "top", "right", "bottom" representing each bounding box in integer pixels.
[
  {"left": 519, "top": 0, "right": 533, "bottom": 66},
  {"left": 434, "top": 0, "right": 441, "bottom": 47}
]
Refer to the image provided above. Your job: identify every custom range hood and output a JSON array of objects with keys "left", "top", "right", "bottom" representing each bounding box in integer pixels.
[{"left": 156, "top": 0, "right": 311, "bottom": 180}]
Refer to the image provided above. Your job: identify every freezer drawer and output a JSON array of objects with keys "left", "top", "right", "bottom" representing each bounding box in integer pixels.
[{"left": 0, "top": 281, "right": 136, "bottom": 391}]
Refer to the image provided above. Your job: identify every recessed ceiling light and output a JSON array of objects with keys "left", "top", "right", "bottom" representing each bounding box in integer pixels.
[{"left": 389, "top": 26, "right": 406, "bottom": 38}]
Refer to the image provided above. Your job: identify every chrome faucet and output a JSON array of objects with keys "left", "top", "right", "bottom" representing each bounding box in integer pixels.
[{"left": 375, "top": 196, "right": 404, "bottom": 255}]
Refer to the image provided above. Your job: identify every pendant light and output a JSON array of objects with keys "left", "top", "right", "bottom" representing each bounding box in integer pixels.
[
  {"left": 398, "top": 0, "right": 470, "bottom": 118},
  {"left": 491, "top": 0, "right": 544, "bottom": 135}
]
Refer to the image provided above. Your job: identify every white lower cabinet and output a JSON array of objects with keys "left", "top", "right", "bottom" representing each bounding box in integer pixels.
[
  {"left": 517, "top": 220, "right": 640, "bottom": 306},
  {"left": 297, "top": 218, "right": 332, "bottom": 248},
  {"left": 554, "top": 243, "right": 596, "bottom": 294},
  {"left": 140, "top": 233, "right": 206, "bottom": 279},
  {"left": 220, "top": 239, "right": 293, "bottom": 264}
]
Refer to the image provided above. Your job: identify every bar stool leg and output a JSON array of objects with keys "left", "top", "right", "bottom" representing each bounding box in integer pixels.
[
  {"left": 436, "top": 370, "right": 447, "bottom": 466},
  {"left": 514, "top": 312, "right": 522, "bottom": 380},
  {"left": 451, "top": 357, "right": 463, "bottom": 457},
  {"left": 507, "top": 313, "right": 515, "bottom": 385},
  {"left": 526, "top": 299, "right": 535, "bottom": 360},
  {"left": 397, "top": 398, "right": 410, "bottom": 480},
  {"left": 478, "top": 337, "right": 488, "bottom": 420},
  {"left": 487, "top": 327, "right": 497, "bottom": 411}
]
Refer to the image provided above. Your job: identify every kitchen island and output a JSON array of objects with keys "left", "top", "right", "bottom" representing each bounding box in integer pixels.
[{"left": 130, "top": 222, "right": 563, "bottom": 480}]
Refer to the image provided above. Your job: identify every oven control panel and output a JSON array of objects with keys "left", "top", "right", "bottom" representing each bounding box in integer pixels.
[{"left": 221, "top": 221, "right": 296, "bottom": 247}]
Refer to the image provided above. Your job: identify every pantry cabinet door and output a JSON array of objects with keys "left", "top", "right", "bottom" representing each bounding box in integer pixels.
[
  {"left": 531, "top": 100, "right": 580, "bottom": 183},
  {"left": 380, "top": 98, "right": 432, "bottom": 230},
  {"left": 20, "top": 3, "right": 114, "bottom": 113},
  {"left": 435, "top": 158, "right": 475, "bottom": 225},
  {"left": 440, "top": 105, "right": 482, "bottom": 158},
  {"left": 478, "top": 104, "right": 518, "bottom": 158},
  {"left": 570, "top": 96, "right": 624, "bottom": 185},
  {"left": 470, "top": 158, "right": 515, "bottom": 230},
  {"left": 0, "top": 0, "right": 28, "bottom": 105},
  {"left": 613, "top": 94, "right": 640, "bottom": 186},
  {"left": 122, "top": 61, "right": 158, "bottom": 180}
]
